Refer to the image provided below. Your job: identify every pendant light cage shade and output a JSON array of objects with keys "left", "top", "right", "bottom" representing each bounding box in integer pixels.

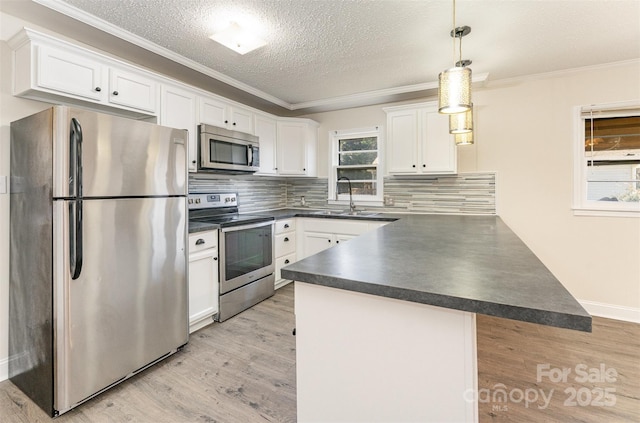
[
  {"left": 454, "top": 131, "right": 474, "bottom": 145},
  {"left": 449, "top": 107, "right": 473, "bottom": 134},
  {"left": 438, "top": 66, "right": 472, "bottom": 114}
]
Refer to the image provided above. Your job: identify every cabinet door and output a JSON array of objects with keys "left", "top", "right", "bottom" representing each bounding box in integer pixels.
[
  {"left": 254, "top": 115, "right": 278, "bottom": 175},
  {"left": 230, "top": 106, "right": 254, "bottom": 133},
  {"left": 161, "top": 84, "right": 197, "bottom": 171},
  {"left": 108, "top": 68, "right": 157, "bottom": 113},
  {"left": 188, "top": 248, "right": 219, "bottom": 331},
  {"left": 421, "top": 109, "right": 457, "bottom": 174},
  {"left": 387, "top": 110, "right": 419, "bottom": 174},
  {"left": 335, "top": 234, "right": 356, "bottom": 245},
  {"left": 302, "top": 231, "right": 333, "bottom": 258},
  {"left": 277, "top": 121, "right": 307, "bottom": 175},
  {"left": 37, "top": 44, "right": 104, "bottom": 101},
  {"left": 199, "top": 96, "right": 228, "bottom": 128}
]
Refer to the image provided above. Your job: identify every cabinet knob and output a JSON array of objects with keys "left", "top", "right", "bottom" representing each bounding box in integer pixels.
[
  {"left": 328, "top": 239, "right": 331, "bottom": 243},
  {"left": 284, "top": 259, "right": 290, "bottom": 264},
  {"left": 422, "top": 164, "right": 426, "bottom": 168},
  {"left": 195, "top": 239, "right": 205, "bottom": 245},
  {"left": 412, "top": 164, "right": 416, "bottom": 168},
  {"left": 232, "top": 122, "right": 236, "bottom": 126},
  {"left": 284, "top": 237, "right": 289, "bottom": 242},
  {"left": 214, "top": 257, "right": 218, "bottom": 261},
  {"left": 95, "top": 87, "right": 101, "bottom": 92},
  {"left": 112, "top": 91, "right": 119, "bottom": 96},
  {"left": 284, "top": 224, "right": 290, "bottom": 229},
  {"left": 336, "top": 240, "right": 340, "bottom": 244},
  {"left": 224, "top": 120, "right": 228, "bottom": 124},
  {"left": 192, "top": 160, "right": 196, "bottom": 164},
  {"left": 303, "top": 168, "right": 306, "bottom": 171}
]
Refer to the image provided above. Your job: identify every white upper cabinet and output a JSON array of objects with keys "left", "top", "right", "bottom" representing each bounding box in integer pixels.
[
  {"left": 10, "top": 29, "right": 158, "bottom": 116},
  {"left": 35, "top": 43, "right": 105, "bottom": 101},
  {"left": 199, "top": 96, "right": 254, "bottom": 134},
  {"left": 385, "top": 102, "right": 457, "bottom": 175},
  {"left": 108, "top": 67, "right": 157, "bottom": 113},
  {"left": 276, "top": 120, "right": 318, "bottom": 177},
  {"left": 254, "top": 114, "right": 278, "bottom": 175},
  {"left": 160, "top": 83, "right": 198, "bottom": 172}
]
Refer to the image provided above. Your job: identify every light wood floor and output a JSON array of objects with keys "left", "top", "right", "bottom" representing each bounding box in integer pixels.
[{"left": 1, "top": 284, "right": 638, "bottom": 422}]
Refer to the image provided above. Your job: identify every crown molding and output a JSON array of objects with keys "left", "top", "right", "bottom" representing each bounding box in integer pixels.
[{"left": 290, "top": 73, "right": 489, "bottom": 112}]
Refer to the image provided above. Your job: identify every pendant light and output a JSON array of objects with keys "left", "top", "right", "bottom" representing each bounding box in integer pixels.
[
  {"left": 438, "top": 0, "right": 472, "bottom": 114},
  {"left": 449, "top": 106, "right": 473, "bottom": 134},
  {"left": 454, "top": 131, "right": 474, "bottom": 145}
]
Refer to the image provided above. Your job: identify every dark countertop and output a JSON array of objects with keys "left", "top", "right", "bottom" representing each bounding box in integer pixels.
[
  {"left": 188, "top": 221, "right": 220, "bottom": 233},
  {"left": 188, "top": 208, "right": 396, "bottom": 233},
  {"left": 248, "top": 208, "right": 400, "bottom": 222},
  {"left": 281, "top": 213, "right": 592, "bottom": 332}
]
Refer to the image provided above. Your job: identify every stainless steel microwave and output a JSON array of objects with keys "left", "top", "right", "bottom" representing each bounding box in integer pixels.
[{"left": 198, "top": 124, "right": 259, "bottom": 173}]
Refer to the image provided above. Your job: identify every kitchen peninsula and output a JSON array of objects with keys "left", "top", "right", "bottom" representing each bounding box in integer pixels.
[{"left": 281, "top": 214, "right": 591, "bottom": 423}]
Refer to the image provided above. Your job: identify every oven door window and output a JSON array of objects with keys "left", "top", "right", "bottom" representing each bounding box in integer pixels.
[
  {"left": 210, "top": 139, "right": 249, "bottom": 166},
  {"left": 224, "top": 225, "right": 273, "bottom": 280}
]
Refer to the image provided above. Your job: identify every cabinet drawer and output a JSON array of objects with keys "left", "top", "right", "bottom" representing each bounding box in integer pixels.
[
  {"left": 275, "top": 218, "right": 296, "bottom": 234},
  {"left": 275, "top": 232, "right": 296, "bottom": 257},
  {"left": 188, "top": 230, "right": 218, "bottom": 253},
  {"left": 275, "top": 253, "right": 297, "bottom": 281}
]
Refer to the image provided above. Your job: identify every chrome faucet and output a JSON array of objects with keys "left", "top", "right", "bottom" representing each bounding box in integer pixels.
[{"left": 336, "top": 176, "right": 356, "bottom": 213}]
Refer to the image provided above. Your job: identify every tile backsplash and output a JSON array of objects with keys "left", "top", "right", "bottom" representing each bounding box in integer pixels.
[{"left": 189, "top": 172, "right": 496, "bottom": 215}]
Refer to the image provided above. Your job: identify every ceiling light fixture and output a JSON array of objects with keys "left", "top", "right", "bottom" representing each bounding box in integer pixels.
[
  {"left": 454, "top": 131, "right": 474, "bottom": 146},
  {"left": 449, "top": 106, "right": 473, "bottom": 134},
  {"left": 209, "top": 22, "right": 266, "bottom": 55},
  {"left": 438, "top": 0, "right": 472, "bottom": 114}
]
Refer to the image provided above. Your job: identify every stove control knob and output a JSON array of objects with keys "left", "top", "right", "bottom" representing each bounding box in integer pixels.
[
  {"left": 188, "top": 198, "right": 192, "bottom": 204},
  {"left": 195, "top": 198, "right": 201, "bottom": 204}
]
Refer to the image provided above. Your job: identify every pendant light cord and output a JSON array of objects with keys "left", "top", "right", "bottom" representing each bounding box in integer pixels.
[{"left": 452, "top": 0, "right": 456, "bottom": 66}]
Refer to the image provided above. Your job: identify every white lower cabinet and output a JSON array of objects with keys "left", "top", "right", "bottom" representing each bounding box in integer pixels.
[
  {"left": 274, "top": 219, "right": 297, "bottom": 289},
  {"left": 298, "top": 218, "right": 385, "bottom": 259},
  {"left": 188, "top": 230, "right": 219, "bottom": 333}
]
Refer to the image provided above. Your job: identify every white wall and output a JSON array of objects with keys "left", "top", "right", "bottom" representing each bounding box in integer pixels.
[{"left": 306, "top": 61, "right": 640, "bottom": 317}]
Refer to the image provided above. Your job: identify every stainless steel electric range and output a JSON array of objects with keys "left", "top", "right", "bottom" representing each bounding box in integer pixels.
[{"left": 189, "top": 193, "right": 275, "bottom": 322}]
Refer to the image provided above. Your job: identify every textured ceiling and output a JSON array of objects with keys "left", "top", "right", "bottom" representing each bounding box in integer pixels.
[{"left": 4, "top": 0, "right": 640, "bottom": 113}]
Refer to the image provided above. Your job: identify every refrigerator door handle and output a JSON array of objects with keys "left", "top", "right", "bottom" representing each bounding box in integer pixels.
[
  {"left": 69, "top": 200, "right": 83, "bottom": 280},
  {"left": 69, "top": 118, "right": 83, "bottom": 197}
]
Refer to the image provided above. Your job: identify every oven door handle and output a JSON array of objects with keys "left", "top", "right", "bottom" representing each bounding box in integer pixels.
[{"left": 221, "top": 220, "right": 274, "bottom": 233}]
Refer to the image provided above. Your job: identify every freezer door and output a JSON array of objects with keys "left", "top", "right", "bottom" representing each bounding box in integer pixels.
[
  {"left": 53, "top": 197, "right": 188, "bottom": 412},
  {"left": 53, "top": 106, "right": 187, "bottom": 198}
]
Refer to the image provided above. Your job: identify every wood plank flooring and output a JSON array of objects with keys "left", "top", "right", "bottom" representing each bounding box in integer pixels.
[
  {"left": 1, "top": 283, "right": 638, "bottom": 422},
  {"left": 476, "top": 313, "right": 640, "bottom": 422}
]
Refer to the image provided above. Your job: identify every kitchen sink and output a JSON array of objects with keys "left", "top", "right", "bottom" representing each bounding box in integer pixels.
[{"left": 310, "top": 210, "right": 380, "bottom": 217}]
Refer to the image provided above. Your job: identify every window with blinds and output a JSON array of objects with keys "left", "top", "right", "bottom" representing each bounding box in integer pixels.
[{"left": 575, "top": 102, "right": 640, "bottom": 215}]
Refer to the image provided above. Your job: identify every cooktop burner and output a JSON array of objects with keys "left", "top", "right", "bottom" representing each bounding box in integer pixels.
[{"left": 188, "top": 192, "right": 273, "bottom": 228}]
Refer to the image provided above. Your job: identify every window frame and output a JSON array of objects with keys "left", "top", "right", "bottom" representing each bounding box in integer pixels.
[
  {"left": 572, "top": 101, "right": 640, "bottom": 217},
  {"left": 328, "top": 126, "right": 384, "bottom": 207}
]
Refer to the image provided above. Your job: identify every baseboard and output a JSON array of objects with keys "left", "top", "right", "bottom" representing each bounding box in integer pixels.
[
  {"left": 0, "top": 356, "right": 8, "bottom": 382},
  {"left": 579, "top": 300, "right": 640, "bottom": 324}
]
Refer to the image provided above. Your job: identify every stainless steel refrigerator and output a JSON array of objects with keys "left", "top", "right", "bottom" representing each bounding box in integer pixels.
[{"left": 9, "top": 106, "right": 189, "bottom": 416}]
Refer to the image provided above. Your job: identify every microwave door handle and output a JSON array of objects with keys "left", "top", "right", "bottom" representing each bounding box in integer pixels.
[{"left": 247, "top": 145, "right": 253, "bottom": 166}]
